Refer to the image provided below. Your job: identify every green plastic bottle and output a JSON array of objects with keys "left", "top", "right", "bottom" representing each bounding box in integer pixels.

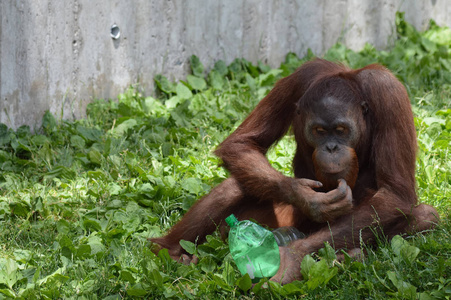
[{"left": 225, "top": 214, "right": 280, "bottom": 280}]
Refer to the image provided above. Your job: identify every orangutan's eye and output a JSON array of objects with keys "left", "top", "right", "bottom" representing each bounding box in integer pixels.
[
  {"left": 335, "top": 126, "right": 347, "bottom": 135},
  {"left": 315, "top": 127, "right": 326, "bottom": 135}
]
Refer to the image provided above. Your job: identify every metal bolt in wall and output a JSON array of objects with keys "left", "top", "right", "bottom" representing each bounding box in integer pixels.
[{"left": 110, "top": 24, "right": 120, "bottom": 40}]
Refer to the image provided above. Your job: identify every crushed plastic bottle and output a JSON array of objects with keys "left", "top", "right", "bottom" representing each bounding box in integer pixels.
[
  {"left": 225, "top": 214, "right": 280, "bottom": 280},
  {"left": 272, "top": 226, "right": 306, "bottom": 246}
]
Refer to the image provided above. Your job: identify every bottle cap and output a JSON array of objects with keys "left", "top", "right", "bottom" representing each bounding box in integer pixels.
[{"left": 225, "top": 214, "right": 238, "bottom": 227}]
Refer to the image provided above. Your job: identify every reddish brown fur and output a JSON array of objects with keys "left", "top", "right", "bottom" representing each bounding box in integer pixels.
[{"left": 151, "top": 59, "right": 439, "bottom": 283}]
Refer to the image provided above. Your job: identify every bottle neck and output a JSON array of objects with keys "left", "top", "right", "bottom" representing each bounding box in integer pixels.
[{"left": 225, "top": 214, "right": 239, "bottom": 227}]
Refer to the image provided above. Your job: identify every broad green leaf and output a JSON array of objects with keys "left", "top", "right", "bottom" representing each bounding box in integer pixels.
[
  {"left": 182, "top": 194, "right": 196, "bottom": 210},
  {"left": 31, "top": 134, "right": 48, "bottom": 146},
  {"left": 190, "top": 55, "right": 204, "bottom": 77},
  {"left": 391, "top": 235, "right": 420, "bottom": 264},
  {"left": 126, "top": 283, "right": 148, "bottom": 296},
  {"left": 439, "top": 57, "right": 451, "bottom": 71},
  {"left": 257, "top": 69, "right": 283, "bottom": 86},
  {"left": 176, "top": 82, "right": 193, "bottom": 100},
  {"left": 423, "top": 117, "right": 445, "bottom": 126},
  {"left": 199, "top": 256, "right": 216, "bottom": 273},
  {"left": 236, "top": 273, "right": 252, "bottom": 292},
  {"left": 180, "top": 239, "right": 196, "bottom": 255},
  {"left": 436, "top": 109, "right": 451, "bottom": 117},
  {"left": 300, "top": 254, "right": 315, "bottom": 279},
  {"left": 36, "top": 267, "right": 69, "bottom": 286},
  {"left": 87, "top": 235, "right": 106, "bottom": 255},
  {"left": 58, "top": 235, "right": 75, "bottom": 254},
  {"left": 387, "top": 271, "right": 417, "bottom": 299},
  {"left": 76, "top": 244, "right": 92, "bottom": 258},
  {"left": 88, "top": 149, "right": 102, "bottom": 165},
  {"left": 32, "top": 267, "right": 41, "bottom": 284},
  {"left": 13, "top": 249, "right": 32, "bottom": 263},
  {"left": 418, "top": 292, "right": 436, "bottom": 300},
  {"left": 107, "top": 183, "right": 122, "bottom": 195},
  {"left": 142, "top": 96, "right": 166, "bottom": 115},
  {"left": 149, "top": 269, "right": 164, "bottom": 287},
  {"left": 245, "top": 73, "right": 256, "bottom": 91},
  {"left": 165, "top": 96, "right": 181, "bottom": 109},
  {"left": 42, "top": 110, "right": 57, "bottom": 133},
  {"left": 391, "top": 235, "right": 406, "bottom": 257},
  {"left": 208, "top": 70, "right": 225, "bottom": 90},
  {"left": 123, "top": 217, "right": 140, "bottom": 233},
  {"left": 83, "top": 218, "right": 102, "bottom": 232},
  {"left": 187, "top": 75, "right": 207, "bottom": 91},
  {"left": 307, "top": 260, "right": 338, "bottom": 290},
  {"left": 0, "top": 258, "right": 21, "bottom": 289},
  {"left": 318, "top": 242, "right": 337, "bottom": 266},
  {"left": 401, "top": 245, "right": 420, "bottom": 264},
  {"left": 213, "top": 60, "right": 228, "bottom": 76},
  {"left": 70, "top": 135, "right": 86, "bottom": 149},
  {"left": 258, "top": 60, "right": 272, "bottom": 73},
  {"left": 117, "top": 102, "right": 136, "bottom": 117},
  {"left": 0, "top": 288, "right": 16, "bottom": 297},
  {"left": 170, "top": 109, "right": 190, "bottom": 127},
  {"left": 282, "top": 281, "right": 304, "bottom": 294},
  {"left": 0, "top": 123, "right": 11, "bottom": 146},
  {"left": 9, "top": 200, "right": 31, "bottom": 217},
  {"left": 120, "top": 270, "right": 136, "bottom": 284},
  {"left": 112, "top": 118, "right": 137, "bottom": 135},
  {"left": 77, "top": 125, "right": 102, "bottom": 142},
  {"left": 222, "top": 261, "right": 235, "bottom": 286},
  {"left": 56, "top": 219, "right": 70, "bottom": 235},
  {"left": 421, "top": 37, "right": 437, "bottom": 53},
  {"left": 181, "top": 177, "right": 203, "bottom": 194},
  {"left": 154, "top": 74, "right": 175, "bottom": 94}
]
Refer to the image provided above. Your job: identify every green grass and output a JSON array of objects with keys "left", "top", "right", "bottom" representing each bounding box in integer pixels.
[{"left": 0, "top": 12, "right": 450, "bottom": 299}]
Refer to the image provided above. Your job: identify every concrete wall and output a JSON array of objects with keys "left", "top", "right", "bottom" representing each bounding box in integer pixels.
[{"left": 1, "top": 0, "right": 451, "bottom": 130}]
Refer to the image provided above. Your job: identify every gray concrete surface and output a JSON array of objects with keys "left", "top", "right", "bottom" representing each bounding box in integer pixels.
[{"left": 1, "top": 0, "right": 451, "bottom": 130}]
